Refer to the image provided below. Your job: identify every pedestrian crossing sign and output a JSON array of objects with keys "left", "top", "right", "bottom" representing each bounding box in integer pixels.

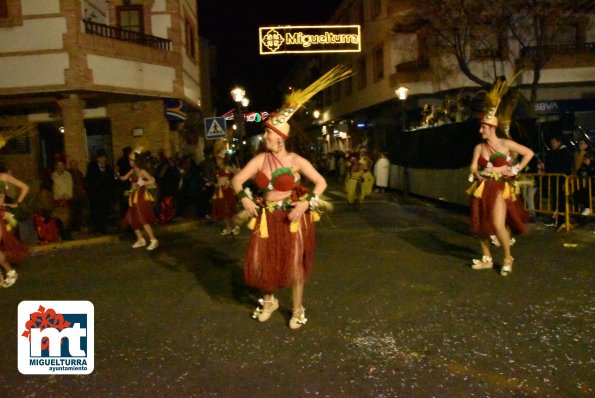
[{"left": 204, "top": 117, "right": 227, "bottom": 140}]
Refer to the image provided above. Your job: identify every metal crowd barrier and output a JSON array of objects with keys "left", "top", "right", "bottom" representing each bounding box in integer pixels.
[{"left": 518, "top": 173, "right": 593, "bottom": 231}]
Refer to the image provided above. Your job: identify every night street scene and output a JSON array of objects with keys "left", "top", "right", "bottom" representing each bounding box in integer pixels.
[{"left": 0, "top": 0, "right": 594, "bottom": 397}]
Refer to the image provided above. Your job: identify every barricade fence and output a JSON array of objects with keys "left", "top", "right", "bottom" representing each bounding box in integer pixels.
[{"left": 518, "top": 173, "right": 593, "bottom": 231}]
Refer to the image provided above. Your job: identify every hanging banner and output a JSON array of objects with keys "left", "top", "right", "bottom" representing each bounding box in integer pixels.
[{"left": 259, "top": 25, "right": 361, "bottom": 55}]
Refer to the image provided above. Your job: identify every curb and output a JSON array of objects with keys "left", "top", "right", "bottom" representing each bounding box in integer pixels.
[{"left": 29, "top": 220, "right": 203, "bottom": 254}]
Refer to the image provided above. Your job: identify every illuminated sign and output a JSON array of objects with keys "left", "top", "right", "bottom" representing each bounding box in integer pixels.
[{"left": 259, "top": 25, "right": 361, "bottom": 55}]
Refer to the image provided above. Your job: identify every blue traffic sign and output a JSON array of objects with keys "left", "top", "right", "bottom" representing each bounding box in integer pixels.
[{"left": 204, "top": 117, "right": 227, "bottom": 139}]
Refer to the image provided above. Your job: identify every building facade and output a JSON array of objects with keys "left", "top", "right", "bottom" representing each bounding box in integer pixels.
[
  {"left": 314, "top": 0, "right": 595, "bottom": 156},
  {"left": 0, "top": 0, "right": 205, "bottom": 182}
]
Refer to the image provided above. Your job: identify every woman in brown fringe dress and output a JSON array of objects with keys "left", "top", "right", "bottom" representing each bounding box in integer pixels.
[{"left": 118, "top": 150, "right": 158, "bottom": 251}]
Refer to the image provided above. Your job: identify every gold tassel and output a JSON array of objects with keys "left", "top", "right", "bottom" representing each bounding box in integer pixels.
[
  {"left": 311, "top": 212, "right": 320, "bottom": 222},
  {"left": 502, "top": 183, "right": 511, "bottom": 199},
  {"left": 218, "top": 187, "right": 223, "bottom": 199},
  {"left": 473, "top": 181, "right": 485, "bottom": 198},
  {"left": 466, "top": 181, "right": 477, "bottom": 196},
  {"left": 259, "top": 211, "right": 269, "bottom": 238},
  {"left": 247, "top": 217, "right": 257, "bottom": 230},
  {"left": 290, "top": 219, "right": 299, "bottom": 233},
  {"left": 144, "top": 190, "right": 154, "bottom": 202}
]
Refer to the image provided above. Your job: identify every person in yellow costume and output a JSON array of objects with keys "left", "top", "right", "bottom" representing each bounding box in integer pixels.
[{"left": 345, "top": 146, "right": 374, "bottom": 208}]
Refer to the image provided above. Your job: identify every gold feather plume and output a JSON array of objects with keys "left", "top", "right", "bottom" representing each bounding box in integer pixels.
[
  {"left": 283, "top": 65, "right": 352, "bottom": 109},
  {"left": 0, "top": 117, "right": 36, "bottom": 150},
  {"left": 485, "top": 69, "right": 524, "bottom": 115}
]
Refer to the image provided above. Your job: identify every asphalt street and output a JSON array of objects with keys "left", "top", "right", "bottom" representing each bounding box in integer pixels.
[{"left": 0, "top": 181, "right": 593, "bottom": 397}]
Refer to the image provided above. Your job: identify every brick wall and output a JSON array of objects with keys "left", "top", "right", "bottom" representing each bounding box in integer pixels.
[{"left": 108, "top": 100, "right": 172, "bottom": 158}]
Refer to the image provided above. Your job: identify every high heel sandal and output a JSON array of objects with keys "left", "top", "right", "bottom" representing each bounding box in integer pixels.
[
  {"left": 501, "top": 257, "right": 514, "bottom": 276},
  {"left": 471, "top": 255, "right": 493, "bottom": 270},
  {"left": 252, "top": 296, "right": 279, "bottom": 322},
  {"left": 289, "top": 306, "right": 307, "bottom": 330}
]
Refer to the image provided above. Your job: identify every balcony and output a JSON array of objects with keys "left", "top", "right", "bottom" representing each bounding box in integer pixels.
[
  {"left": 520, "top": 42, "right": 594, "bottom": 58},
  {"left": 83, "top": 19, "right": 171, "bottom": 51},
  {"left": 396, "top": 59, "right": 430, "bottom": 73}
]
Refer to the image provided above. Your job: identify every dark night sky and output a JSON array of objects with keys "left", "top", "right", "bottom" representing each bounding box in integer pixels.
[{"left": 198, "top": 0, "right": 343, "bottom": 115}]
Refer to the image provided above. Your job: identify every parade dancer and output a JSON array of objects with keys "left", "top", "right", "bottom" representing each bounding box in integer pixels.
[
  {"left": 467, "top": 75, "right": 533, "bottom": 276},
  {"left": 345, "top": 146, "right": 374, "bottom": 208},
  {"left": 0, "top": 163, "right": 29, "bottom": 287},
  {"left": 232, "top": 66, "right": 349, "bottom": 329},
  {"left": 211, "top": 143, "right": 240, "bottom": 236},
  {"left": 118, "top": 149, "right": 159, "bottom": 251}
]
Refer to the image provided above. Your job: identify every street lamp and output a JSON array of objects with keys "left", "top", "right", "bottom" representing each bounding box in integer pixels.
[
  {"left": 395, "top": 86, "right": 409, "bottom": 131},
  {"left": 395, "top": 85, "right": 410, "bottom": 197},
  {"left": 313, "top": 109, "right": 320, "bottom": 119},
  {"left": 231, "top": 87, "right": 248, "bottom": 164}
]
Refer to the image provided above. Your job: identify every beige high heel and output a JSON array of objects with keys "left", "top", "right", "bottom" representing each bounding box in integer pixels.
[
  {"left": 501, "top": 257, "right": 514, "bottom": 276},
  {"left": 252, "top": 296, "right": 279, "bottom": 322},
  {"left": 289, "top": 306, "right": 307, "bottom": 330},
  {"left": 471, "top": 255, "right": 493, "bottom": 270}
]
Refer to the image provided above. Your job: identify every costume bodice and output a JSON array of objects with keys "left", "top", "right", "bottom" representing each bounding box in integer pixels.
[
  {"left": 478, "top": 144, "right": 511, "bottom": 169},
  {"left": 254, "top": 153, "right": 297, "bottom": 193}
]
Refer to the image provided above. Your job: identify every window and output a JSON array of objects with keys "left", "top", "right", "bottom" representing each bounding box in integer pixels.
[
  {"left": 353, "top": 0, "right": 364, "bottom": 27},
  {"left": 371, "top": 0, "right": 381, "bottom": 19},
  {"left": 373, "top": 45, "right": 384, "bottom": 81},
  {"left": 0, "top": 0, "right": 8, "bottom": 18},
  {"left": 344, "top": 72, "right": 353, "bottom": 97},
  {"left": 117, "top": 5, "right": 143, "bottom": 33},
  {"left": 357, "top": 57, "right": 367, "bottom": 89},
  {"left": 333, "top": 82, "right": 341, "bottom": 101},
  {"left": 473, "top": 28, "right": 505, "bottom": 59},
  {"left": 185, "top": 19, "right": 197, "bottom": 59},
  {"left": 557, "top": 24, "right": 578, "bottom": 46}
]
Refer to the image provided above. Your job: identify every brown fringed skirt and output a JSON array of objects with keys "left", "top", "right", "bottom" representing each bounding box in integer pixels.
[
  {"left": 124, "top": 186, "right": 156, "bottom": 230},
  {"left": 244, "top": 207, "right": 316, "bottom": 292},
  {"left": 210, "top": 185, "right": 237, "bottom": 221},
  {"left": 470, "top": 179, "right": 529, "bottom": 237},
  {"left": 0, "top": 212, "right": 28, "bottom": 264}
]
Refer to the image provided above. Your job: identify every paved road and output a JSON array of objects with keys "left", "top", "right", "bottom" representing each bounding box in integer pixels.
[{"left": 1, "top": 183, "right": 593, "bottom": 397}]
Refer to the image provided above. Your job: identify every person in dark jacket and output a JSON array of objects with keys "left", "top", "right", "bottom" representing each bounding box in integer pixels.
[
  {"left": 85, "top": 150, "right": 116, "bottom": 234},
  {"left": 544, "top": 135, "right": 573, "bottom": 227},
  {"left": 116, "top": 146, "right": 133, "bottom": 219}
]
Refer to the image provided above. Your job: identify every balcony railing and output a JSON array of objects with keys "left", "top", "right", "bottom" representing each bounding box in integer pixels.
[
  {"left": 520, "top": 42, "right": 594, "bottom": 58},
  {"left": 83, "top": 19, "right": 171, "bottom": 51},
  {"left": 396, "top": 59, "right": 430, "bottom": 73}
]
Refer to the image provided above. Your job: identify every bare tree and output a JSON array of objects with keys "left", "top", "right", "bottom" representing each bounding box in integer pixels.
[
  {"left": 500, "top": 0, "right": 593, "bottom": 116},
  {"left": 409, "top": 0, "right": 593, "bottom": 114}
]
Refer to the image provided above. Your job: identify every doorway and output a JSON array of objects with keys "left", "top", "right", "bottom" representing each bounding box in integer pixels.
[{"left": 85, "top": 119, "right": 113, "bottom": 164}]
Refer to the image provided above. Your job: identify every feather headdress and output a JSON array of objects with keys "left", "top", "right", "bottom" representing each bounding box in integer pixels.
[
  {"left": 265, "top": 65, "right": 352, "bottom": 139},
  {"left": 481, "top": 69, "right": 524, "bottom": 128}
]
